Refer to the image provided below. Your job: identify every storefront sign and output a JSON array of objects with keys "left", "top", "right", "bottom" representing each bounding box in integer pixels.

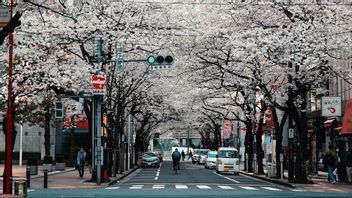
[
  {"left": 341, "top": 99, "right": 352, "bottom": 135},
  {"left": 321, "top": 96, "right": 341, "bottom": 117}
]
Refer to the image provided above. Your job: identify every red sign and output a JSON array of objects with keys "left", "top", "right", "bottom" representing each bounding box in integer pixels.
[
  {"left": 92, "top": 75, "right": 106, "bottom": 89},
  {"left": 341, "top": 99, "right": 352, "bottom": 135}
]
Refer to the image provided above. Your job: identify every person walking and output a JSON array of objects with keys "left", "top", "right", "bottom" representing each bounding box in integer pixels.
[
  {"left": 345, "top": 148, "right": 352, "bottom": 183},
  {"left": 181, "top": 150, "right": 186, "bottom": 161},
  {"left": 188, "top": 150, "right": 193, "bottom": 160},
  {"left": 76, "top": 147, "right": 87, "bottom": 178},
  {"left": 324, "top": 145, "right": 337, "bottom": 184}
]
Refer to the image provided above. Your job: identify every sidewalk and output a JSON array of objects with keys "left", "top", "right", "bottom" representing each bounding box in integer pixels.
[
  {"left": 0, "top": 164, "right": 139, "bottom": 192},
  {"left": 240, "top": 169, "right": 352, "bottom": 193}
]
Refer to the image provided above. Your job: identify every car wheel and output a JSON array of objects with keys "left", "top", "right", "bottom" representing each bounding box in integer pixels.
[
  {"left": 216, "top": 169, "right": 220, "bottom": 174},
  {"left": 192, "top": 160, "right": 195, "bottom": 164},
  {"left": 234, "top": 172, "right": 239, "bottom": 175}
]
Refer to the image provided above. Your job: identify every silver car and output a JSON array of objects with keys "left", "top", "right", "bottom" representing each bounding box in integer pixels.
[{"left": 141, "top": 152, "right": 160, "bottom": 168}]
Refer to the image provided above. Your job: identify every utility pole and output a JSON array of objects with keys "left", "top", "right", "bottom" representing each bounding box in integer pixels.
[
  {"left": 3, "top": 0, "right": 14, "bottom": 194},
  {"left": 187, "top": 126, "right": 190, "bottom": 154},
  {"left": 288, "top": 61, "right": 294, "bottom": 182}
]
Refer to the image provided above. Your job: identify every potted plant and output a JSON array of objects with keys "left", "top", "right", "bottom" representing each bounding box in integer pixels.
[
  {"left": 26, "top": 157, "right": 38, "bottom": 175},
  {"left": 55, "top": 154, "right": 65, "bottom": 171},
  {"left": 42, "top": 156, "right": 53, "bottom": 172}
]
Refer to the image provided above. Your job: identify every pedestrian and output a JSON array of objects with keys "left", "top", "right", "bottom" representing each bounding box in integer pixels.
[
  {"left": 76, "top": 147, "right": 87, "bottom": 178},
  {"left": 345, "top": 148, "right": 352, "bottom": 183},
  {"left": 188, "top": 150, "right": 193, "bottom": 160},
  {"left": 181, "top": 150, "right": 186, "bottom": 161},
  {"left": 323, "top": 145, "right": 337, "bottom": 184},
  {"left": 86, "top": 148, "right": 92, "bottom": 173}
]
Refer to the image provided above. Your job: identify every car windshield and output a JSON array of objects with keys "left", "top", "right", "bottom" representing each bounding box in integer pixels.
[
  {"left": 143, "top": 153, "right": 157, "bottom": 158},
  {"left": 208, "top": 153, "right": 217, "bottom": 158},
  {"left": 218, "top": 150, "right": 238, "bottom": 158}
]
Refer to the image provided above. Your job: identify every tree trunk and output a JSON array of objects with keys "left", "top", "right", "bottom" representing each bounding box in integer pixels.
[
  {"left": 44, "top": 105, "right": 51, "bottom": 156},
  {"left": 273, "top": 108, "right": 288, "bottom": 178},
  {"left": 244, "top": 121, "right": 254, "bottom": 172}
]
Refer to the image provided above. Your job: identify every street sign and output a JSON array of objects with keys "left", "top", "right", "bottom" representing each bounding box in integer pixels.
[
  {"left": 91, "top": 75, "right": 106, "bottom": 89},
  {"left": 0, "top": 6, "right": 10, "bottom": 28},
  {"left": 92, "top": 89, "right": 106, "bottom": 95}
]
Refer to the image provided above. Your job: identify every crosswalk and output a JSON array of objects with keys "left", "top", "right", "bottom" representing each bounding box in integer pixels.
[{"left": 105, "top": 184, "right": 293, "bottom": 191}]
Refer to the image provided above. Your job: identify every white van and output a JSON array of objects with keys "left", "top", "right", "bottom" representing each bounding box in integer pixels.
[{"left": 215, "top": 147, "right": 240, "bottom": 175}]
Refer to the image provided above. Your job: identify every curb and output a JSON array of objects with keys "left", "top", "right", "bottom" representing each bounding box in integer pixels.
[
  {"left": 107, "top": 166, "right": 140, "bottom": 187},
  {"left": 31, "top": 168, "right": 76, "bottom": 179},
  {"left": 240, "top": 171, "right": 296, "bottom": 188}
]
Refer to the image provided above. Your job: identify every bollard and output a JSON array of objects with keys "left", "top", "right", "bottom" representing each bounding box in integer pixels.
[
  {"left": 43, "top": 168, "right": 48, "bottom": 189},
  {"left": 253, "top": 154, "right": 257, "bottom": 174},
  {"left": 246, "top": 153, "right": 249, "bottom": 172},
  {"left": 26, "top": 167, "right": 31, "bottom": 188},
  {"left": 280, "top": 154, "right": 284, "bottom": 179},
  {"left": 14, "top": 179, "right": 28, "bottom": 197}
]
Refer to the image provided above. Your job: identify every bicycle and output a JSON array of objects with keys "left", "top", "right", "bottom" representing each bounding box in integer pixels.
[{"left": 173, "top": 159, "right": 180, "bottom": 174}]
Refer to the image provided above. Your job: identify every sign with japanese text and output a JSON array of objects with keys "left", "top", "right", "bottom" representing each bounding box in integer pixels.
[
  {"left": 341, "top": 99, "right": 352, "bottom": 135},
  {"left": 0, "top": 6, "right": 10, "bottom": 28},
  {"left": 321, "top": 96, "right": 341, "bottom": 117}
]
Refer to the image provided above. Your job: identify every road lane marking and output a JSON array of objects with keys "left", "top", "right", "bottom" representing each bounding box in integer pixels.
[
  {"left": 218, "top": 186, "right": 234, "bottom": 190},
  {"left": 239, "top": 186, "right": 258, "bottom": 190},
  {"left": 290, "top": 189, "right": 306, "bottom": 192},
  {"left": 130, "top": 185, "right": 144, "bottom": 189},
  {"left": 175, "top": 185, "right": 188, "bottom": 189},
  {"left": 196, "top": 185, "right": 211, "bottom": 189},
  {"left": 27, "top": 189, "right": 35, "bottom": 193},
  {"left": 105, "top": 187, "right": 120, "bottom": 190},
  {"left": 155, "top": 162, "right": 162, "bottom": 180},
  {"left": 261, "top": 187, "right": 282, "bottom": 191},
  {"left": 213, "top": 172, "right": 240, "bottom": 183},
  {"left": 152, "top": 185, "right": 165, "bottom": 189}
]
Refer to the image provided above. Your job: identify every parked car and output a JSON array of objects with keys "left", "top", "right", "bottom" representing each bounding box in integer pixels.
[
  {"left": 141, "top": 152, "right": 160, "bottom": 168},
  {"left": 204, "top": 151, "right": 217, "bottom": 169},
  {"left": 197, "top": 149, "right": 210, "bottom": 164},
  {"left": 192, "top": 149, "right": 200, "bottom": 164},
  {"left": 216, "top": 147, "right": 240, "bottom": 175}
]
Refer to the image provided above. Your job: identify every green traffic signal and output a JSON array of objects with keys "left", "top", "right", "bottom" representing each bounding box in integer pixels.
[
  {"left": 147, "top": 55, "right": 173, "bottom": 65},
  {"left": 147, "top": 56, "right": 156, "bottom": 64}
]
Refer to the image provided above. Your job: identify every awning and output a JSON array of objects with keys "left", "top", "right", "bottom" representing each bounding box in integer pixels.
[{"left": 324, "top": 119, "right": 335, "bottom": 128}]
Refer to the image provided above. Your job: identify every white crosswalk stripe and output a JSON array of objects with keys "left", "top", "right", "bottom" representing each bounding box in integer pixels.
[
  {"left": 152, "top": 185, "right": 165, "bottom": 189},
  {"left": 239, "top": 186, "right": 259, "bottom": 190},
  {"left": 175, "top": 185, "right": 188, "bottom": 189},
  {"left": 218, "top": 186, "right": 234, "bottom": 190},
  {"left": 261, "top": 187, "right": 282, "bottom": 191},
  {"left": 196, "top": 185, "right": 211, "bottom": 189},
  {"left": 130, "top": 185, "right": 144, "bottom": 189}
]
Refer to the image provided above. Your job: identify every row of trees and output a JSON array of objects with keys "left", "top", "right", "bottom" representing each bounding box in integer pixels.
[{"left": 182, "top": 1, "right": 351, "bottom": 183}]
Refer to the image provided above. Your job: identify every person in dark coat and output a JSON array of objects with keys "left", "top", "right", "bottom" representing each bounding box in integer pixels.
[
  {"left": 345, "top": 149, "right": 352, "bottom": 183},
  {"left": 76, "top": 147, "right": 87, "bottom": 178},
  {"left": 323, "top": 145, "right": 337, "bottom": 183}
]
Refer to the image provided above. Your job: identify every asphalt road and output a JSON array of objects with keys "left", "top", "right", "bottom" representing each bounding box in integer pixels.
[{"left": 28, "top": 161, "right": 352, "bottom": 198}]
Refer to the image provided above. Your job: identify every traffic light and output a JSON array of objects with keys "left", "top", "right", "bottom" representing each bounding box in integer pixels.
[
  {"left": 55, "top": 101, "right": 64, "bottom": 119},
  {"left": 147, "top": 55, "right": 173, "bottom": 65}
]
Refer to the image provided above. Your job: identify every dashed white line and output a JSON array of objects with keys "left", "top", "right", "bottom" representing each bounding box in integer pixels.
[
  {"left": 290, "top": 189, "right": 306, "bottom": 192},
  {"left": 152, "top": 185, "right": 165, "bottom": 189},
  {"left": 130, "top": 185, "right": 144, "bottom": 189},
  {"left": 239, "top": 186, "right": 259, "bottom": 190},
  {"left": 175, "top": 184, "right": 188, "bottom": 189},
  {"left": 105, "top": 187, "right": 120, "bottom": 190},
  {"left": 261, "top": 187, "right": 282, "bottom": 191},
  {"left": 154, "top": 162, "right": 162, "bottom": 180},
  {"left": 197, "top": 185, "right": 211, "bottom": 189},
  {"left": 213, "top": 172, "right": 240, "bottom": 183},
  {"left": 218, "top": 185, "right": 234, "bottom": 190}
]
